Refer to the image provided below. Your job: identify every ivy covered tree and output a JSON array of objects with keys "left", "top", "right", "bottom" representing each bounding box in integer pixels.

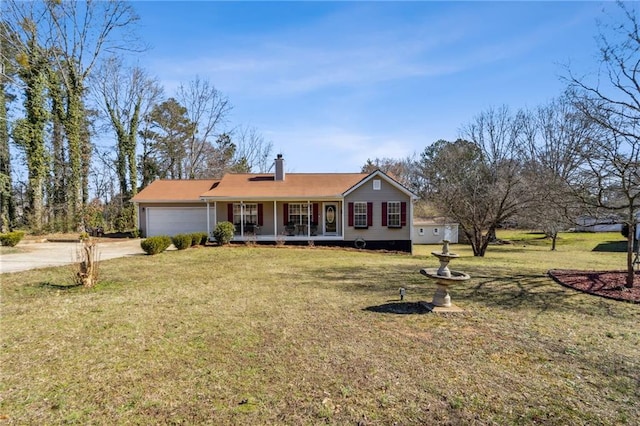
[
  {"left": 0, "top": 21, "right": 17, "bottom": 231},
  {"left": 92, "top": 56, "right": 162, "bottom": 199},
  {"left": 44, "top": 0, "right": 140, "bottom": 230},
  {"left": 11, "top": 20, "right": 49, "bottom": 231}
]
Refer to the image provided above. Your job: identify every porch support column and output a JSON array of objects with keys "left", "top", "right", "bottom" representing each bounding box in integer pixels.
[
  {"left": 273, "top": 200, "right": 277, "bottom": 240},
  {"left": 240, "top": 201, "right": 244, "bottom": 236},
  {"left": 213, "top": 202, "right": 217, "bottom": 231},
  {"left": 206, "top": 201, "right": 210, "bottom": 237},
  {"left": 307, "top": 200, "right": 311, "bottom": 237},
  {"left": 341, "top": 200, "right": 345, "bottom": 239}
]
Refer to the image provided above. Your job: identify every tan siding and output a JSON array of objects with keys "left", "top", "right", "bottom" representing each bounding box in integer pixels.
[
  {"left": 344, "top": 178, "right": 411, "bottom": 241},
  {"left": 213, "top": 202, "right": 276, "bottom": 235}
]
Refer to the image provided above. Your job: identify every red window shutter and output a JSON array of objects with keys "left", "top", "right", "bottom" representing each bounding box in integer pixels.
[
  {"left": 258, "top": 204, "right": 264, "bottom": 226},
  {"left": 227, "top": 204, "right": 233, "bottom": 222},
  {"left": 367, "top": 202, "right": 373, "bottom": 227},
  {"left": 382, "top": 202, "right": 388, "bottom": 226},
  {"left": 313, "top": 203, "right": 319, "bottom": 223},
  {"left": 401, "top": 202, "right": 407, "bottom": 227},
  {"left": 283, "top": 203, "right": 289, "bottom": 225},
  {"left": 348, "top": 202, "right": 354, "bottom": 227}
]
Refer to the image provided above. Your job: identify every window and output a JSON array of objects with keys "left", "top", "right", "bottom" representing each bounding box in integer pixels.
[
  {"left": 387, "top": 201, "right": 401, "bottom": 227},
  {"left": 354, "top": 202, "right": 368, "bottom": 228},
  {"left": 288, "top": 203, "right": 310, "bottom": 225},
  {"left": 433, "top": 227, "right": 439, "bottom": 235},
  {"left": 234, "top": 203, "right": 258, "bottom": 224},
  {"left": 373, "top": 179, "right": 381, "bottom": 190}
]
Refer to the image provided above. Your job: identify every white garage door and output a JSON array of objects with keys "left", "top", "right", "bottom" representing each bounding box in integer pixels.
[{"left": 146, "top": 207, "right": 208, "bottom": 237}]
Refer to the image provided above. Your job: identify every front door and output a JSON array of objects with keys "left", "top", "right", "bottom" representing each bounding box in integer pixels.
[{"left": 324, "top": 203, "right": 338, "bottom": 235}]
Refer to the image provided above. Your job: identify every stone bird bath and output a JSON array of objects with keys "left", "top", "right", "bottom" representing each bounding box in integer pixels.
[{"left": 420, "top": 240, "right": 470, "bottom": 308}]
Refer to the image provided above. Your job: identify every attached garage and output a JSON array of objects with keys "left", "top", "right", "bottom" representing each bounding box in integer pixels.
[{"left": 145, "top": 207, "right": 208, "bottom": 237}]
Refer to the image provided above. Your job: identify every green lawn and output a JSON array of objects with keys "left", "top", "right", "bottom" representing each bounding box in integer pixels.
[{"left": 1, "top": 232, "right": 638, "bottom": 424}]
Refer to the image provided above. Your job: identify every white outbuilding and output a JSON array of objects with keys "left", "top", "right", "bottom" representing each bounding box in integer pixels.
[{"left": 413, "top": 218, "right": 459, "bottom": 244}]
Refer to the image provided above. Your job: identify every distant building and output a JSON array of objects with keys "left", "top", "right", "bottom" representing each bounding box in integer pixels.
[
  {"left": 413, "top": 218, "right": 459, "bottom": 244},
  {"left": 575, "top": 215, "right": 623, "bottom": 232}
]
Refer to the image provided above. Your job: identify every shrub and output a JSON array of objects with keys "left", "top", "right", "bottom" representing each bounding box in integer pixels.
[
  {"left": 140, "top": 235, "right": 171, "bottom": 255},
  {"left": 172, "top": 234, "right": 192, "bottom": 250},
  {"left": 190, "top": 232, "right": 208, "bottom": 246},
  {"left": 213, "top": 221, "right": 235, "bottom": 245},
  {"left": 0, "top": 231, "right": 25, "bottom": 247}
]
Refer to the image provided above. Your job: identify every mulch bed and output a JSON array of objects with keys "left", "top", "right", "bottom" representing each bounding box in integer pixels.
[{"left": 548, "top": 269, "right": 640, "bottom": 304}]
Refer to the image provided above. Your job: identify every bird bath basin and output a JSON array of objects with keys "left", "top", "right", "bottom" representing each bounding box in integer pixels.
[{"left": 420, "top": 240, "right": 470, "bottom": 308}]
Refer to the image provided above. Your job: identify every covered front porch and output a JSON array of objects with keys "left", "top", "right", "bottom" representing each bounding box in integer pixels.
[{"left": 204, "top": 199, "right": 345, "bottom": 242}]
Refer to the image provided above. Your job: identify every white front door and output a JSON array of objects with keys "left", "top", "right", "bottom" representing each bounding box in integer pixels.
[{"left": 323, "top": 203, "right": 338, "bottom": 235}]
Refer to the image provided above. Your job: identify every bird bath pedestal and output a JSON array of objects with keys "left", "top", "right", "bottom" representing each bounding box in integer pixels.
[{"left": 420, "top": 240, "right": 470, "bottom": 308}]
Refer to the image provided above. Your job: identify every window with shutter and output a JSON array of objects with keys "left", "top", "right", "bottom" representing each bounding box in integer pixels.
[
  {"left": 354, "top": 202, "right": 368, "bottom": 228},
  {"left": 387, "top": 201, "right": 401, "bottom": 227}
]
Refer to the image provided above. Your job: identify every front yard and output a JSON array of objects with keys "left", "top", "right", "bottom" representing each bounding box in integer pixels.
[{"left": 1, "top": 232, "right": 638, "bottom": 424}]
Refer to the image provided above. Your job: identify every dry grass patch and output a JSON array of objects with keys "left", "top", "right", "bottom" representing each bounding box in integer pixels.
[{"left": 1, "top": 232, "right": 639, "bottom": 424}]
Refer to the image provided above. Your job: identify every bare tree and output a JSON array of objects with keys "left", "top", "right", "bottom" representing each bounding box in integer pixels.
[
  {"left": 519, "top": 96, "right": 594, "bottom": 250},
  {"left": 92, "top": 56, "right": 162, "bottom": 199},
  {"left": 176, "top": 76, "right": 232, "bottom": 179},
  {"left": 44, "top": 0, "right": 141, "bottom": 230},
  {"left": 361, "top": 155, "right": 421, "bottom": 192},
  {"left": 565, "top": 1, "right": 640, "bottom": 287},
  {"left": 233, "top": 125, "right": 273, "bottom": 173},
  {"left": 420, "top": 106, "right": 533, "bottom": 257}
]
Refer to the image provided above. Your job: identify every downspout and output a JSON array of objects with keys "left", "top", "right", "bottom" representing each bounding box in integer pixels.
[
  {"left": 341, "top": 198, "right": 345, "bottom": 240},
  {"left": 133, "top": 202, "right": 140, "bottom": 231}
]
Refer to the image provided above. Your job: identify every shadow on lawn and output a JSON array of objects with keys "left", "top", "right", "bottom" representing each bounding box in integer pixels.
[
  {"left": 304, "top": 264, "right": 609, "bottom": 316},
  {"left": 592, "top": 240, "right": 627, "bottom": 252},
  {"left": 465, "top": 274, "right": 591, "bottom": 315},
  {"left": 39, "top": 282, "right": 81, "bottom": 291},
  {"left": 363, "top": 301, "right": 433, "bottom": 315}
]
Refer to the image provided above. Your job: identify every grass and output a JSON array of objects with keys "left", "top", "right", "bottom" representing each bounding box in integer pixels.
[{"left": 1, "top": 231, "right": 639, "bottom": 424}]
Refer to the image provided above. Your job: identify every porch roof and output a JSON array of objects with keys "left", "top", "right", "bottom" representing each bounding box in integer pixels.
[{"left": 200, "top": 173, "right": 367, "bottom": 200}]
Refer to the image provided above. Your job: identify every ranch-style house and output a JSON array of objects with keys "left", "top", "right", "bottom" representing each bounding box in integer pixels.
[{"left": 132, "top": 155, "right": 418, "bottom": 252}]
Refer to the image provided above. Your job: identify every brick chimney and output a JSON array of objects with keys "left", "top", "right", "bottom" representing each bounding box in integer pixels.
[{"left": 275, "top": 154, "right": 285, "bottom": 181}]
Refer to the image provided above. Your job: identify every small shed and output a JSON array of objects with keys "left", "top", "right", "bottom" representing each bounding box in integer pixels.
[{"left": 413, "top": 219, "right": 459, "bottom": 244}]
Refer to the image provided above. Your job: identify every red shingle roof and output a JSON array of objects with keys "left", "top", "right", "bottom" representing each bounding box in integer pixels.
[
  {"left": 131, "top": 179, "right": 219, "bottom": 202},
  {"left": 200, "top": 173, "right": 368, "bottom": 199},
  {"left": 130, "top": 173, "right": 369, "bottom": 202}
]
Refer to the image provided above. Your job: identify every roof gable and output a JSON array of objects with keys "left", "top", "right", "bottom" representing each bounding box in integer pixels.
[{"left": 342, "top": 169, "right": 417, "bottom": 199}]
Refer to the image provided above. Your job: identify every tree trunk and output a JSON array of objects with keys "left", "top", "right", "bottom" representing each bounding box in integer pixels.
[
  {"left": 64, "top": 77, "right": 85, "bottom": 231},
  {"left": 0, "top": 81, "right": 14, "bottom": 232},
  {"left": 551, "top": 232, "right": 558, "bottom": 251},
  {"left": 626, "top": 224, "right": 635, "bottom": 288}
]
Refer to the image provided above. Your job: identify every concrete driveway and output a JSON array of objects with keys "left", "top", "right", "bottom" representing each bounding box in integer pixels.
[{"left": 0, "top": 239, "right": 145, "bottom": 274}]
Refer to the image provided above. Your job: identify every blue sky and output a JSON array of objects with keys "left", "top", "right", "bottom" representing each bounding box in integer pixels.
[{"left": 130, "top": 1, "right": 612, "bottom": 173}]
